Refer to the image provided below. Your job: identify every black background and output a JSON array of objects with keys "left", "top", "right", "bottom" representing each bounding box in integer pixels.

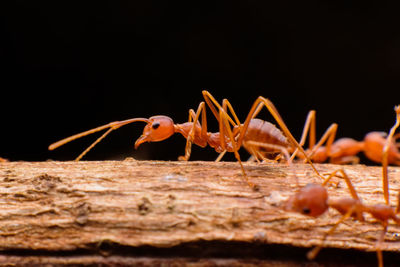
[{"left": 2, "top": 2, "right": 400, "bottom": 162}]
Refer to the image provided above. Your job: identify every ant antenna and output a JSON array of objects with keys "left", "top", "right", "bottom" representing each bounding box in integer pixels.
[{"left": 49, "top": 118, "right": 149, "bottom": 160}]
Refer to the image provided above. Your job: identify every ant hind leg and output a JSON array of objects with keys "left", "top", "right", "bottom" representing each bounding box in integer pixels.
[
  {"left": 237, "top": 96, "right": 324, "bottom": 180},
  {"left": 307, "top": 206, "right": 356, "bottom": 260}
]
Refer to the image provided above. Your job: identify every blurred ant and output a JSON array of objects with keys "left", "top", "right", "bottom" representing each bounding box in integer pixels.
[
  {"left": 285, "top": 105, "right": 400, "bottom": 267},
  {"left": 292, "top": 112, "right": 400, "bottom": 165},
  {"left": 49, "top": 91, "right": 328, "bottom": 187}
]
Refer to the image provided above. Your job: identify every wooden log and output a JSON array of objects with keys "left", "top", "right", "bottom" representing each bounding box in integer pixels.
[{"left": 0, "top": 160, "right": 399, "bottom": 266}]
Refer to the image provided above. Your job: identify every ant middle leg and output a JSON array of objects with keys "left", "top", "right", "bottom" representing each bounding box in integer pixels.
[
  {"left": 202, "top": 90, "right": 238, "bottom": 127},
  {"left": 201, "top": 91, "right": 259, "bottom": 188},
  {"left": 202, "top": 91, "right": 242, "bottom": 163},
  {"left": 218, "top": 107, "right": 257, "bottom": 189}
]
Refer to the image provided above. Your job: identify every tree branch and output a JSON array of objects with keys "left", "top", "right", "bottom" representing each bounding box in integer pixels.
[{"left": 0, "top": 160, "right": 399, "bottom": 266}]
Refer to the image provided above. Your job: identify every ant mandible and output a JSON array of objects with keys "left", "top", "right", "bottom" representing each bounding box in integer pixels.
[
  {"left": 285, "top": 105, "right": 400, "bottom": 267},
  {"left": 49, "top": 91, "right": 328, "bottom": 187}
]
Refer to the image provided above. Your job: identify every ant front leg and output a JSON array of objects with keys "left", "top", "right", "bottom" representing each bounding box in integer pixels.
[
  {"left": 307, "top": 205, "right": 357, "bottom": 260},
  {"left": 178, "top": 101, "right": 208, "bottom": 161},
  {"left": 202, "top": 90, "right": 242, "bottom": 162},
  {"left": 202, "top": 90, "right": 238, "bottom": 127}
]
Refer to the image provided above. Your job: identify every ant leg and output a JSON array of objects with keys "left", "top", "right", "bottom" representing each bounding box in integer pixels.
[
  {"left": 243, "top": 141, "right": 277, "bottom": 163},
  {"left": 178, "top": 108, "right": 196, "bottom": 161},
  {"left": 308, "top": 170, "right": 364, "bottom": 260},
  {"left": 179, "top": 102, "right": 208, "bottom": 161},
  {"left": 393, "top": 132, "right": 400, "bottom": 149},
  {"left": 202, "top": 90, "right": 237, "bottom": 127},
  {"left": 221, "top": 98, "right": 243, "bottom": 127},
  {"left": 244, "top": 141, "right": 292, "bottom": 164},
  {"left": 48, "top": 118, "right": 150, "bottom": 160},
  {"left": 244, "top": 147, "right": 278, "bottom": 163},
  {"left": 382, "top": 105, "right": 400, "bottom": 205},
  {"left": 215, "top": 150, "right": 227, "bottom": 162},
  {"left": 218, "top": 107, "right": 255, "bottom": 189},
  {"left": 322, "top": 169, "right": 360, "bottom": 201},
  {"left": 236, "top": 96, "right": 324, "bottom": 180},
  {"left": 394, "top": 133, "right": 400, "bottom": 149},
  {"left": 202, "top": 92, "right": 248, "bottom": 166},
  {"left": 290, "top": 111, "right": 338, "bottom": 163},
  {"left": 307, "top": 206, "right": 356, "bottom": 260},
  {"left": 375, "top": 224, "right": 387, "bottom": 267},
  {"left": 250, "top": 101, "right": 266, "bottom": 119},
  {"left": 244, "top": 140, "right": 299, "bottom": 185},
  {"left": 290, "top": 110, "right": 316, "bottom": 161},
  {"left": 307, "top": 123, "right": 338, "bottom": 161}
]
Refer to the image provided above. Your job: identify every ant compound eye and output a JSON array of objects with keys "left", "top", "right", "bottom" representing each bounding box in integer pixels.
[
  {"left": 152, "top": 122, "right": 160, "bottom": 130},
  {"left": 302, "top": 207, "right": 311, "bottom": 215}
]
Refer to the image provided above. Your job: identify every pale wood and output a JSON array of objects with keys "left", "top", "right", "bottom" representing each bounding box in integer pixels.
[{"left": 0, "top": 160, "right": 399, "bottom": 266}]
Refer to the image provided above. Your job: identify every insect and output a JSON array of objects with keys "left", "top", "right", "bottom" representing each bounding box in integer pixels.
[
  {"left": 285, "top": 105, "right": 400, "bottom": 267},
  {"left": 292, "top": 117, "right": 400, "bottom": 166},
  {"left": 49, "top": 91, "right": 326, "bottom": 187}
]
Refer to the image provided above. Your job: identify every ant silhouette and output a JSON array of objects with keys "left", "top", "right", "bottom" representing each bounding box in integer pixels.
[{"left": 285, "top": 105, "right": 400, "bottom": 267}]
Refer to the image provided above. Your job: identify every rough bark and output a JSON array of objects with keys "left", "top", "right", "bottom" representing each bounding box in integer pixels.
[{"left": 0, "top": 160, "right": 399, "bottom": 266}]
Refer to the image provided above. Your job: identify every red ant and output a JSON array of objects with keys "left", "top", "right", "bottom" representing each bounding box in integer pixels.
[
  {"left": 285, "top": 105, "right": 400, "bottom": 267},
  {"left": 49, "top": 91, "right": 328, "bottom": 187},
  {"left": 291, "top": 111, "right": 400, "bottom": 165}
]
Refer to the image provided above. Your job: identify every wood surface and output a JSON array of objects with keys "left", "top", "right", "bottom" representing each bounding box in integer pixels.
[{"left": 0, "top": 160, "right": 399, "bottom": 266}]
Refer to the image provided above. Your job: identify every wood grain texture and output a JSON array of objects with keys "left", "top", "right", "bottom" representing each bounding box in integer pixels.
[{"left": 0, "top": 160, "right": 399, "bottom": 266}]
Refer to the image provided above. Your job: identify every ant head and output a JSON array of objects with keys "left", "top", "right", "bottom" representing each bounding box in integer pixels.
[
  {"left": 285, "top": 183, "right": 328, "bottom": 217},
  {"left": 134, "top": 115, "right": 175, "bottom": 149}
]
